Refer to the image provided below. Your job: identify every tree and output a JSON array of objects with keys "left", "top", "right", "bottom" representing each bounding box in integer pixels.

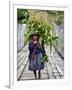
[
  {"left": 17, "top": 9, "right": 29, "bottom": 24},
  {"left": 47, "top": 10, "right": 64, "bottom": 25}
]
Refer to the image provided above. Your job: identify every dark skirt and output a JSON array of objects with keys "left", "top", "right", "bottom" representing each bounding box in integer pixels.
[{"left": 28, "top": 53, "right": 44, "bottom": 71}]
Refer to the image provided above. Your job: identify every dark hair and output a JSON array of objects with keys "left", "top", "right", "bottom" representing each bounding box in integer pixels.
[
  {"left": 32, "top": 35, "right": 39, "bottom": 40},
  {"left": 29, "top": 33, "right": 40, "bottom": 40}
]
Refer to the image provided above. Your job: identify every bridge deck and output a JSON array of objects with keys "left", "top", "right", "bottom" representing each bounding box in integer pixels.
[{"left": 17, "top": 45, "right": 64, "bottom": 80}]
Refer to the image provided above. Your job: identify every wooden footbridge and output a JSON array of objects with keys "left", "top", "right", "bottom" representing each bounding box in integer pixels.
[{"left": 17, "top": 45, "right": 64, "bottom": 81}]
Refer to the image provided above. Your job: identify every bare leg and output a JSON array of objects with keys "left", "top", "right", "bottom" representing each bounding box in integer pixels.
[
  {"left": 33, "top": 70, "right": 37, "bottom": 79},
  {"left": 38, "top": 70, "right": 41, "bottom": 79}
]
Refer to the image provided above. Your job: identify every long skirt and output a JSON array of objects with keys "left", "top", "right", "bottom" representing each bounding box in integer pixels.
[{"left": 28, "top": 53, "right": 44, "bottom": 71}]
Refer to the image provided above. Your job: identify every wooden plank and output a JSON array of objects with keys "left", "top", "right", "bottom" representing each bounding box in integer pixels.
[
  {"left": 46, "top": 62, "right": 55, "bottom": 79},
  {"left": 17, "top": 56, "right": 26, "bottom": 70},
  {"left": 17, "top": 56, "right": 28, "bottom": 80},
  {"left": 17, "top": 45, "right": 64, "bottom": 80},
  {"left": 46, "top": 46, "right": 64, "bottom": 79}
]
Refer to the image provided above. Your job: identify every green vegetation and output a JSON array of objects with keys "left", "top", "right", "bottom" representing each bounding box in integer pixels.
[
  {"left": 17, "top": 9, "right": 64, "bottom": 63},
  {"left": 17, "top": 9, "right": 29, "bottom": 24},
  {"left": 17, "top": 9, "right": 64, "bottom": 47},
  {"left": 23, "top": 10, "right": 59, "bottom": 50},
  {"left": 41, "top": 55, "right": 49, "bottom": 63},
  {"left": 47, "top": 10, "right": 64, "bottom": 25}
]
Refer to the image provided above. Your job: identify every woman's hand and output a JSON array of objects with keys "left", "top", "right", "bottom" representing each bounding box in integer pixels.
[
  {"left": 33, "top": 41, "right": 38, "bottom": 44},
  {"left": 33, "top": 41, "right": 42, "bottom": 48}
]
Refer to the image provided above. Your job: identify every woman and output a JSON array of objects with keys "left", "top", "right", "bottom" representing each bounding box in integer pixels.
[{"left": 28, "top": 33, "right": 45, "bottom": 79}]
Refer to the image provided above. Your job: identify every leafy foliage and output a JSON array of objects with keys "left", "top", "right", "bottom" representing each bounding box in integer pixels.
[
  {"left": 17, "top": 9, "right": 29, "bottom": 24},
  {"left": 17, "top": 9, "right": 64, "bottom": 63},
  {"left": 47, "top": 10, "right": 64, "bottom": 25},
  {"left": 24, "top": 10, "right": 59, "bottom": 51},
  {"left": 41, "top": 55, "right": 49, "bottom": 63}
]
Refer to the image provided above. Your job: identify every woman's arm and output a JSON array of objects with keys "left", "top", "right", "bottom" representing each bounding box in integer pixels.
[
  {"left": 28, "top": 42, "right": 36, "bottom": 51},
  {"left": 37, "top": 42, "right": 42, "bottom": 49}
]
